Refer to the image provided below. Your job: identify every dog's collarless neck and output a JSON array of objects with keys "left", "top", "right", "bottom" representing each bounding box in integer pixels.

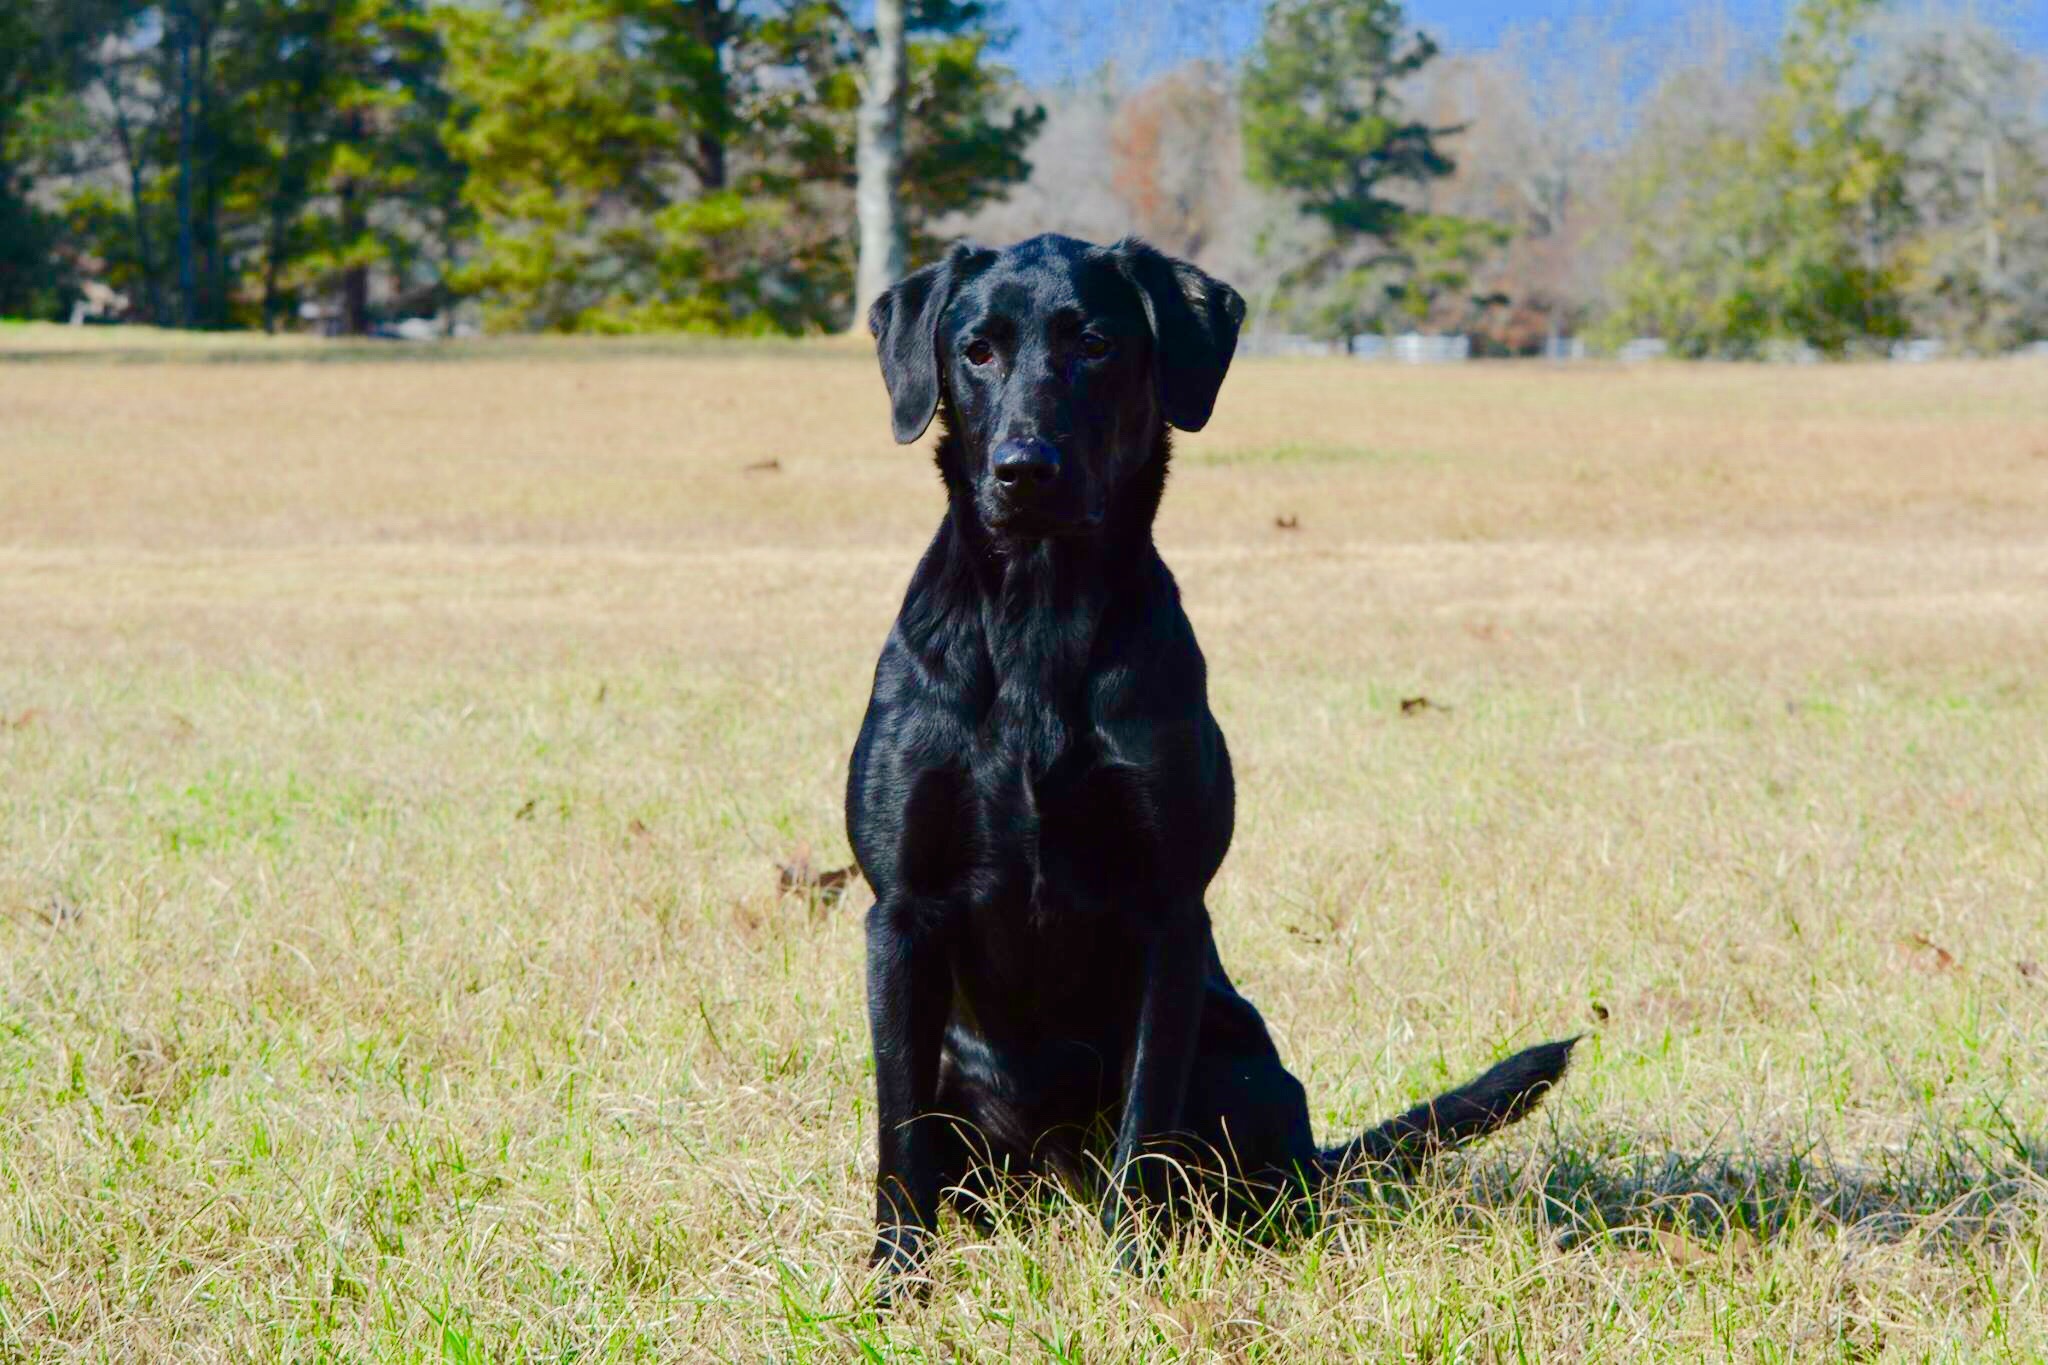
[{"left": 921, "top": 515, "right": 1159, "bottom": 714}]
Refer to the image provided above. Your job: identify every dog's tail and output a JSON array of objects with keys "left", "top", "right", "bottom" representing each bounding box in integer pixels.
[{"left": 1317, "top": 1037, "right": 1578, "bottom": 1183}]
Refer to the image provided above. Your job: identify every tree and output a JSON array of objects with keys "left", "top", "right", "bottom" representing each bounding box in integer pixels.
[
  {"left": 77, "top": 9, "right": 171, "bottom": 321},
  {"left": 19, "top": 0, "right": 1039, "bottom": 335},
  {"left": 52, "top": 0, "right": 249, "bottom": 328},
  {"left": 1606, "top": 0, "right": 1913, "bottom": 357},
  {"left": 1415, "top": 15, "right": 1640, "bottom": 350},
  {"left": 1382, "top": 212, "right": 1510, "bottom": 331},
  {"left": 0, "top": 0, "right": 126, "bottom": 316},
  {"left": 739, "top": 0, "right": 1042, "bottom": 321},
  {"left": 1241, "top": 0, "right": 1452, "bottom": 244},
  {"left": 852, "top": 0, "right": 907, "bottom": 326},
  {"left": 44, "top": 0, "right": 465, "bottom": 331},
  {"left": 442, "top": 0, "right": 1041, "bottom": 335},
  {"left": 1240, "top": 0, "right": 1479, "bottom": 338},
  {"left": 221, "top": 0, "right": 465, "bottom": 333},
  {"left": 1871, "top": 8, "right": 2048, "bottom": 350},
  {"left": 1108, "top": 62, "right": 1240, "bottom": 263},
  {"left": 436, "top": 0, "right": 766, "bottom": 333}
]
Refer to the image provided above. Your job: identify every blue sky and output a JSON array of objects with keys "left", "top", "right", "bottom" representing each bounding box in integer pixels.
[{"left": 992, "top": 0, "right": 2048, "bottom": 86}]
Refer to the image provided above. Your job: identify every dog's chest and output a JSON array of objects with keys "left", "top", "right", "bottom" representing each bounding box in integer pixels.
[{"left": 970, "top": 728, "right": 1152, "bottom": 917}]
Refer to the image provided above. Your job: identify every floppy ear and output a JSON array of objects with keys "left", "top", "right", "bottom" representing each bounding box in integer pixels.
[
  {"left": 867, "top": 244, "right": 979, "bottom": 444},
  {"left": 1114, "top": 238, "right": 1246, "bottom": 433}
]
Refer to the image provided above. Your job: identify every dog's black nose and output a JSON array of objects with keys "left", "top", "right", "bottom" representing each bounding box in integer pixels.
[{"left": 992, "top": 439, "right": 1059, "bottom": 493}]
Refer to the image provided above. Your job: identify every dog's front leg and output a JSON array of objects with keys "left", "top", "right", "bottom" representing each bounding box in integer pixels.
[
  {"left": 865, "top": 897, "right": 948, "bottom": 1299},
  {"left": 1101, "top": 909, "right": 1207, "bottom": 1264}
]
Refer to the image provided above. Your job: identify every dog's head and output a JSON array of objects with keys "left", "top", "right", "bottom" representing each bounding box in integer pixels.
[{"left": 868, "top": 234, "right": 1245, "bottom": 541}]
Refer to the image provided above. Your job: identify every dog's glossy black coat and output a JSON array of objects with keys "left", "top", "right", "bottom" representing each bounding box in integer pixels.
[{"left": 848, "top": 235, "right": 1571, "bottom": 1292}]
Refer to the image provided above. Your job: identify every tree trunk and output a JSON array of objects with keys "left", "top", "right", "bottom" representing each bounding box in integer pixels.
[
  {"left": 173, "top": 4, "right": 197, "bottom": 328},
  {"left": 339, "top": 147, "right": 368, "bottom": 335},
  {"left": 852, "top": 0, "right": 907, "bottom": 328},
  {"left": 685, "top": 1, "right": 728, "bottom": 190},
  {"left": 1981, "top": 134, "right": 2000, "bottom": 283},
  {"left": 697, "top": 130, "right": 727, "bottom": 193},
  {"left": 339, "top": 108, "right": 370, "bottom": 335},
  {"left": 263, "top": 45, "right": 324, "bottom": 335},
  {"left": 103, "top": 59, "right": 162, "bottom": 323},
  {"left": 190, "top": 4, "right": 224, "bottom": 328},
  {"left": 341, "top": 259, "right": 369, "bottom": 334}
]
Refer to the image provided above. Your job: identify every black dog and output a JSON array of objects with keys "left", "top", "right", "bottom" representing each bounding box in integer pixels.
[{"left": 848, "top": 234, "right": 1572, "bottom": 1296}]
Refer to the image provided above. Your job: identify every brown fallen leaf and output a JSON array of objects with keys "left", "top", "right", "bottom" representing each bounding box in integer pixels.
[
  {"left": 1651, "top": 1228, "right": 1715, "bottom": 1267},
  {"left": 1274, "top": 514, "right": 1300, "bottom": 530},
  {"left": 1900, "top": 932, "right": 1957, "bottom": 972},
  {"left": 812, "top": 865, "right": 858, "bottom": 893},
  {"left": 776, "top": 849, "right": 859, "bottom": 900},
  {"left": 2018, "top": 959, "right": 2040, "bottom": 981},
  {"left": 743, "top": 458, "right": 782, "bottom": 473},
  {"left": 1399, "top": 696, "right": 1449, "bottom": 716}
]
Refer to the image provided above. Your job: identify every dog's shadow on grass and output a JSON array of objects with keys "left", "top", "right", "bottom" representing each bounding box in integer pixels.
[
  {"left": 824, "top": 1130, "right": 2045, "bottom": 1322},
  {"left": 889, "top": 1117, "right": 2048, "bottom": 1302},
  {"left": 1421, "top": 1122, "right": 2048, "bottom": 1252}
]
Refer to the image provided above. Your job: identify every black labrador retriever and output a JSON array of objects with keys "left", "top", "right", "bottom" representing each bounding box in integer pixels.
[{"left": 848, "top": 234, "right": 1572, "bottom": 1296}]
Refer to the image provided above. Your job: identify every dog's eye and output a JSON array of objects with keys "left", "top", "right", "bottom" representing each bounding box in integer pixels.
[
  {"left": 1079, "top": 333, "right": 1112, "bottom": 359},
  {"left": 964, "top": 339, "right": 996, "bottom": 367}
]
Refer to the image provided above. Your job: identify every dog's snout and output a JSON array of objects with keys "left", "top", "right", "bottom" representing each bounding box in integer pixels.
[{"left": 992, "top": 439, "right": 1060, "bottom": 492}]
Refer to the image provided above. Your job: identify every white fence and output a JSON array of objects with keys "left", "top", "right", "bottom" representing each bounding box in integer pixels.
[
  {"left": 1241, "top": 331, "right": 1471, "bottom": 363},
  {"left": 1237, "top": 332, "right": 1346, "bottom": 358},
  {"left": 1389, "top": 332, "right": 1470, "bottom": 364},
  {"left": 1223, "top": 330, "right": 2036, "bottom": 364}
]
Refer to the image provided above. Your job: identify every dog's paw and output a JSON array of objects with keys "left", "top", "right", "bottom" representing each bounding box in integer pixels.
[
  {"left": 866, "top": 1226, "right": 934, "bottom": 1308},
  {"left": 1102, "top": 1205, "right": 1163, "bottom": 1280}
]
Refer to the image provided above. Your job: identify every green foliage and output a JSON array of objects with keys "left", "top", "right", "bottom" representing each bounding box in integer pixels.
[
  {"left": 1387, "top": 213, "right": 1512, "bottom": 329},
  {"left": 1304, "top": 214, "right": 1513, "bottom": 341},
  {"left": 1242, "top": 0, "right": 1448, "bottom": 244},
  {"left": 1241, "top": 0, "right": 1506, "bottom": 339},
  {"left": 228, "top": 0, "right": 467, "bottom": 330},
  {"left": 1606, "top": 0, "right": 1912, "bottom": 357},
  {"left": 747, "top": 6, "right": 1042, "bottom": 323},
  {"left": 440, "top": 0, "right": 1040, "bottom": 335},
  {"left": 436, "top": 0, "right": 770, "bottom": 333},
  {"left": 15, "top": 0, "right": 1033, "bottom": 334},
  {"left": 0, "top": 0, "right": 120, "bottom": 316},
  {"left": 44, "top": 0, "right": 465, "bottom": 331},
  {"left": 21, "top": 0, "right": 2032, "bottom": 348}
]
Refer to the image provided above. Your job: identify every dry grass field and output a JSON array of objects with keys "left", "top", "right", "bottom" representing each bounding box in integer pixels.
[{"left": 2, "top": 343, "right": 2047, "bottom": 1360}]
